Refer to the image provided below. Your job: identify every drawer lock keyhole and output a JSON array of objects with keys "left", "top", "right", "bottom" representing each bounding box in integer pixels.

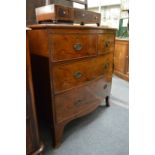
[
  {"left": 104, "top": 41, "right": 110, "bottom": 48},
  {"left": 103, "top": 63, "right": 109, "bottom": 70}
]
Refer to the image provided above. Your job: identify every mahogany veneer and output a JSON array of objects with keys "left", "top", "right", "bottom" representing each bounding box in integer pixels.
[
  {"left": 35, "top": 4, "right": 101, "bottom": 26},
  {"left": 114, "top": 38, "right": 129, "bottom": 81},
  {"left": 28, "top": 24, "right": 116, "bottom": 148},
  {"left": 26, "top": 30, "right": 43, "bottom": 155}
]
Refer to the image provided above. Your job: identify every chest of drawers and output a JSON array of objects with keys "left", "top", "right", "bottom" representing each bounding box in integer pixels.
[{"left": 28, "top": 24, "right": 116, "bottom": 148}]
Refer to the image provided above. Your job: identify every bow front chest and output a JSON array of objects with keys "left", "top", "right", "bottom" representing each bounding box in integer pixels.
[{"left": 28, "top": 24, "right": 116, "bottom": 148}]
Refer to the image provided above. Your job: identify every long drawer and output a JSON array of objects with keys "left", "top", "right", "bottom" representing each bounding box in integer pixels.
[
  {"left": 55, "top": 78, "right": 111, "bottom": 123},
  {"left": 49, "top": 34, "right": 97, "bottom": 62},
  {"left": 52, "top": 53, "right": 113, "bottom": 94}
]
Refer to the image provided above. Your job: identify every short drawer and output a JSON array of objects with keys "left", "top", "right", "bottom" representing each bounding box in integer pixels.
[
  {"left": 91, "top": 13, "right": 101, "bottom": 23},
  {"left": 74, "top": 9, "right": 100, "bottom": 23},
  {"left": 98, "top": 34, "right": 115, "bottom": 54},
  {"left": 55, "top": 78, "right": 111, "bottom": 123},
  {"left": 74, "top": 9, "right": 87, "bottom": 21},
  {"left": 50, "top": 34, "right": 97, "bottom": 61},
  {"left": 55, "top": 5, "right": 74, "bottom": 20},
  {"left": 74, "top": 9, "right": 91, "bottom": 21},
  {"left": 52, "top": 53, "right": 113, "bottom": 93}
]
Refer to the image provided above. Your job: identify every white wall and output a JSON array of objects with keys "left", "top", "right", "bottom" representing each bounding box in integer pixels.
[
  {"left": 73, "top": 0, "right": 129, "bottom": 28},
  {"left": 74, "top": 0, "right": 121, "bottom": 8},
  {"left": 89, "top": 5, "right": 121, "bottom": 28}
]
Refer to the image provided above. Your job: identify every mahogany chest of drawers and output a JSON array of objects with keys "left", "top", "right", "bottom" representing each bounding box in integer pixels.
[{"left": 28, "top": 24, "right": 116, "bottom": 148}]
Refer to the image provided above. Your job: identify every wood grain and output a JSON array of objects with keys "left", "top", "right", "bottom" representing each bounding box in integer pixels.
[
  {"left": 55, "top": 77, "right": 111, "bottom": 123},
  {"left": 28, "top": 30, "right": 49, "bottom": 57},
  {"left": 50, "top": 33, "right": 97, "bottom": 61},
  {"left": 28, "top": 25, "right": 116, "bottom": 148},
  {"left": 98, "top": 33, "right": 115, "bottom": 54},
  {"left": 52, "top": 53, "right": 113, "bottom": 93},
  {"left": 26, "top": 30, "right": 43, "bottom": 154},
  {"left": 114, "top": 39, "right": 129, "bottom": 81},
  {"left": 35, "top": 4, "right": 101, "bottom": 25}
]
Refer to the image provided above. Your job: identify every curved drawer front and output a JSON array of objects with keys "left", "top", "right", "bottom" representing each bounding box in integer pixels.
[
  {"left": 53, "top": 53, "right": 113, "bottom": 94},
  {"left": 49, "top": 34, "right": 97, "bottom": 61},
  {"left": 98, "top": 34, "right": 115, "bottom": 54},
  {"left": 55, "top": 78, "right": 111, "bottom": 123}
]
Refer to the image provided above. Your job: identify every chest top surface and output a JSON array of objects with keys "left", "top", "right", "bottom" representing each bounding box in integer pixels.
[{"left": 29, "top": 24, "right": 116, "bottom": 31}]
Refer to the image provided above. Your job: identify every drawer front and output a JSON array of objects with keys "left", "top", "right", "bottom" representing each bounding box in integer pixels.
[
  {"left": 98, "top": 34, "right": 115, "bottom": 54},
  {"left": 55, "top": 5, "right": 73, "bottom": 20},
  {"left": 91, "top": 13, "right": 101, "bottom": 23},
  {"left": 50, "top": 34, "right": 97, "bottom": 61},
  {"left": 74, "top": 9, "right": 100, "bottom": 23},
  {"left": 74, "top": 9, "right": 91, "bottom": 21},
  {"left": 53, "top": 53, "right": 113, "bottom": 93},
  {"left": 55, "top": 78, "right": 111, "bottom": 123},
  {"left": 74, "top": 9, "right": 87, "bottom": 21}
]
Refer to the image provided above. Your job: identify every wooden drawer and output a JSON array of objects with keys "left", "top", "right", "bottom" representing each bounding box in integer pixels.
[
  {"left": 74, "top": 9, "right": 90, "bottom": 21},
  {"left": 91, "top": 13, "right": 101, "bottom": 23},
  {"left": 55, "top": 78, "right": 111, "bottom": 123},
  {"left": 98, "top": 34, "right": 115, "bottom": 54},
  {"left": 50, "top": 34, "right": 97, "bottom": 61},
  {"left": 55, "top": 5, "right": 74, "bottom": 20},
  {"left": 52, "top": 53, "right": 113, "bottom": 94},
  {"left": 74, "top": 9, "right": 100, "bottom": 23}
]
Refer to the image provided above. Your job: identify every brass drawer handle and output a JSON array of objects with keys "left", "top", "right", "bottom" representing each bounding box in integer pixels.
[
  {"left": 74, "top": 99, "right": 90, "bottom": 106},
  {"left": 73, "top": 71, "right": 82, "bottom": 79},
  {"left": 74, "top": 98, "right": 94, "bottom": 106},
  {"left": 104, "top": 41, "right": 110, "bottom": 48},
  {"left": 103, "top": 63, "right": 109, "bottom": 70},
  {"left": 73, "top": 43, "right": 83, "bottom": 51}
]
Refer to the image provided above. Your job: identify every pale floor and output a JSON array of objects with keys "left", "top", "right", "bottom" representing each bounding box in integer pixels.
[{"left": 111, "top": 75, "right": 129, "bottom": 109}]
